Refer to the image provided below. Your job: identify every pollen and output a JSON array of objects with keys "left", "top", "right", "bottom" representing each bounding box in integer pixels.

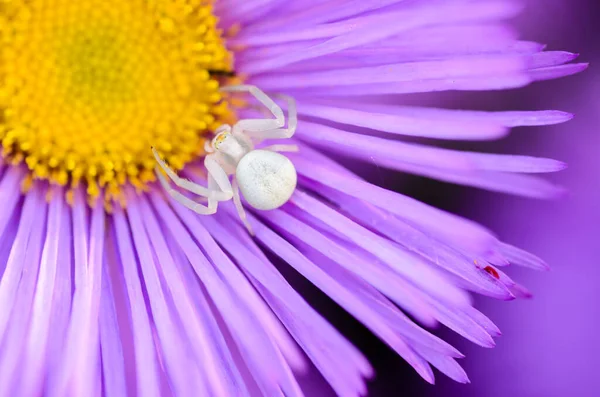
[{"left": 0, "top": 0, "right": 235, "bottom": 202}]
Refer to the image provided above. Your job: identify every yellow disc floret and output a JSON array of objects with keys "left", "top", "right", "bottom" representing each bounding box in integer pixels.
[{"left": 0, "top": 0, "right": 234, "bottom": 202}]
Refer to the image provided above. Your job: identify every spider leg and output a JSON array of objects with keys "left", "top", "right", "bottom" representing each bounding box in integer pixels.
[
  {"left": 260, "top": 144, "right": 299, "bottom": 153},
  {"left": 152, "top": 147, "right": 230, "bottom": 201},
  {"left": 155, "top": 168, "right": 218, "bottom": 215},
  {"left": 243, "top": 93, "right": 297, "bottom": 140},
  {"left": 204, "top": 156, "right": 233, "bottom": 199},
  {"left": 232, "top": 178, "right": 254, "bottom": 235},
  {"left": 221, "top": 85, "right": 285, "bottom": 134}
]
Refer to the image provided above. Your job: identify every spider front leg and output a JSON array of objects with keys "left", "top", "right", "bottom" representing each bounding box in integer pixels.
[
  {"left": 155, "top": 166, "right": 221, "bottom": 215},
  {"left": 221, "top": 85, "right": 287, "bottom": 135},
  {"left": 247, "top": 93, "right": 298, "bottom": 140},
  {"left": 260, "top": 144, "right": 299, "bottom": 153},
  {"left": 153, "top": 147, "right": 231, "bottom": 215},
  {"left": 152, "top": 147, "right": 230, "bottom": 201},
  {"left": 232, "top": 178, "right": 254, "bottom": 235},
  {"left": 204, "top": 155, "right": 233, "bottom": 199}
]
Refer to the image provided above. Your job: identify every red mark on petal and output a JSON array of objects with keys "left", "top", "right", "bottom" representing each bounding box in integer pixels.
[{"left": 484, "top": 266, "right": 500, "bottom": 279}]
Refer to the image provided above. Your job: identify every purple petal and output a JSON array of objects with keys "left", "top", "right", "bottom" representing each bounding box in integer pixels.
[
  {"left": 289, "top": 191, "right": 469, "bottom": 308},
  {"left": 200, "top": 212, "right": 373, "bottom": 395},
  {"left": 253, "top": 55, "right": 527, "bottom": 89},
  {"left": 111, "top": 207, "right": 170, "bottom": 397},
  {"left": 499, "top": 242, "right": 550, "bottom": 271},
  {"left": 56, "top": 193, "right": 104, "bottom": 397},
  {"left": 126, "top": 196, "right": 206, "bottom": 396},
  {"left": 136, "top": 196, "right": 236, "bottom": 397},
  {"left": 240, "top": 1, "right": 523, "bottom": 73},
  {"left": 0, "top": 186, "right": 43, "bottom": 344},
  {"left": 292, "top": 151, "right": 498, "bottom": 254},
  {"left": 297, "top": 105, "right": 508, "bottom": 140},
  {"left": 98, "top": 258, "right": 127, "bottom": 397},
  {"left": 315, "top": 189, "right": 513, "bottom": 300},
  {"left": 20, "top": 189, "right": 65, "bottom": 396},
  {"left": 0, "top": 167, "right": 25, "bottom": 241},
  {"left": 297, "top": 122, "right": 565, "bottom": 173},
  {"left": 243, "top": 207, "right": 459, "bottom": 359},
  {"left": 530, "top": 63, "right": 589, "bottom": 81},
  {"left": 0, "top": 186, "right": 47, "bottom": 396},
  {"left": 150, "top": 193, "right": 303, "bottom": 395}
]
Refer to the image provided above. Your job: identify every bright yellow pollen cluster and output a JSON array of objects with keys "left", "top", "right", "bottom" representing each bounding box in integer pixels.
[{"left": 0, "top": 0, "right": 235, "bottom": 203}]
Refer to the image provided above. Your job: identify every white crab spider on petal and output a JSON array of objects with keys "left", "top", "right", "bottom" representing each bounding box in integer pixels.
[{"left": 152, "top": 84, "right": 298, "bottom": 234}]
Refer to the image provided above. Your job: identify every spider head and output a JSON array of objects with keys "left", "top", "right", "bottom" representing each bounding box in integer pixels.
[{"left": 211, "top": 124, "right": 233, "bottom": 151}]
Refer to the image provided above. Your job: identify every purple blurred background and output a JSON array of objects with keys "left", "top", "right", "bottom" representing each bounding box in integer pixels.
[{"left": 424, "top": 0, "right": 600, "bottom": 396}]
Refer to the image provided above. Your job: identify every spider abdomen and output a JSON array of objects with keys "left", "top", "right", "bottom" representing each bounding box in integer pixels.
[{"left": 236, "top": 150, "right": 297, "bottom": 210}]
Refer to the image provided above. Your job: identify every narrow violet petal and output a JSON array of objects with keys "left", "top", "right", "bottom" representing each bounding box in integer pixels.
[
  {"left": 327, "top": 102, "right": 574, "bottom": 128},
  {"left": 382, "top": 160, "right": 567, "bottom": 198},
  {"left": 220, "top": 228, "right": 369, "bottom": 397},
  {"left": 277, "top": 43, "right": 549, "bottom": 76},
  {"left": 244, "top": 207, "right": 461, "bottom": 361},
  {"left": 20, "top": 189, "right": 64, "bottom": 396},
  {"left": 280, "top": 74, "right": 532, "bottom": 96},
  {"left": 486, "top": 267, "right": 532, "bottom": 300},
  {"left": 111, "top": 209, "right": 162, "bottom": 397},
  {"left": 291, "top": 152, "right": 498, "bottom": 254},
  {"left": 291, "top": 242, "right": 437, "bottom": 383},
  {"left": 462, "top": 306, "right": 502, "bottom": 338},
  {"left": 242, "top": 0, "right": 403, "bottom": 33},
  {"left": 412, "top": 346, "right": 470, "bottom": 384},
  {"left": 164, "top": 197, "right": 305, "bottom": 372},
  {"left": 527, "top": 51, "right": 579, "bottom": 69},
  {"left": 202, "top": 211, "right": 372, "bottom": 395},
  {"left": 260, "top": 205, "right": 443, "bottom": 326},
  {"left": 237, "top": 30, "right": 532, "bottom": 66},
  {"left": 43, "top": 202, "right": 72, "bottom": 395},
  {"left": 508, "top": 283, "right": 534, "bottom": 299},
  {"left": 430, "top": 301, "right": 496, "bottom": 348},
  {"left": 289, "top": 191, "right": 469, "bottom": 308},
  {"left": 0, "top": 186, "right": 42, "bottom": 344},
  {"left": 218, "top": 0, "right": 286, "bottom": 25},
  {"left": 312, "top": 187, "right": 513, "bottom": 300},
  {"left": 258, "top": 38, "right": 540, "bottom": 74},
  {"left": 241, "top": 2, "right": 523, "bottom": 73},
  {"left": 136, "top": 196, "right": 242, "bottom": 397},
  {"left": 125, "top": 196, "right": 203, "bottom": 396},
  {"left": 56, "top": 193, "right": 104, "bottom": 397},
  {"left": 318, "top": 241, "right": 500, "bottom": 348},
  {"left": 296, "top": 104, "right": 508, "bottom": 140},
  {"left": 305, "top": 24, "right": 520, "bottom": 59},
  {"left": 46, "top": 189, "right": 88, "bottom": 396},
  {"left": 499, "top": 242, "right": 550, "bottom": 271},
  {"left": 0, "top": 167, "right": 25, "bottom": 240},
  {"left": 0, "top": 186, "right": 47, "bottom": 396},
  {"left": 220, "top": 0, "right": 284, "bottom": 26},
  {"left": 297, "top": 121, "right": 564, "bottom": 173},
  {"left": 98, "top": 258, "right": 127, "bottom": 397},
  {"left": 296, "top": 121, "right": 473, "bottom": 170},
  {"left": 252, "top": 55, "right": 527, "bottom": 89},
  {"left": 150, "top": 193, "right": 301, "bottom": 395},
  {"left": 164, "top": 231, "right": 251, "bottom": 397},
  {"left": 530, "top": 63, "right": 589, "bottom": 81},
  {"left": 75, "top": 196, "right": 105, "bottom": 397},
  {"left": 0, "top": 216, "right": 18, "bottom": 279}
]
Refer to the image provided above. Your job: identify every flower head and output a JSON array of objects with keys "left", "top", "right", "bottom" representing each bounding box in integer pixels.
[
  {"left": 1, "top": 0, "right": 234, "bottom": 201},
  {"left": 0, "top": 0, "right": 586, "bottom": 396}
]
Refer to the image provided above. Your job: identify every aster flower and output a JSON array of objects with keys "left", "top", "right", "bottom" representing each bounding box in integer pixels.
[{"left": 0, "top": 0, "right": 585, "bottom": 396}]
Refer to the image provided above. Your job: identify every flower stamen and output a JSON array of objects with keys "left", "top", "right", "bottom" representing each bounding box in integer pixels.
[{"left": 0, "top": 0, "right": 235, "bottom": 203}]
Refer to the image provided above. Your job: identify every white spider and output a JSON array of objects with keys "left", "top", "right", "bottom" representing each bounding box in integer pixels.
[{"left": 152, "top": 85, "right": 298, "bottom": 234}]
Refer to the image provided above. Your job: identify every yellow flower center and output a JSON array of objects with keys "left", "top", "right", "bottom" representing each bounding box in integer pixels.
[{"left": 0, "top": 0, "right": 234, "bottom": 202}]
